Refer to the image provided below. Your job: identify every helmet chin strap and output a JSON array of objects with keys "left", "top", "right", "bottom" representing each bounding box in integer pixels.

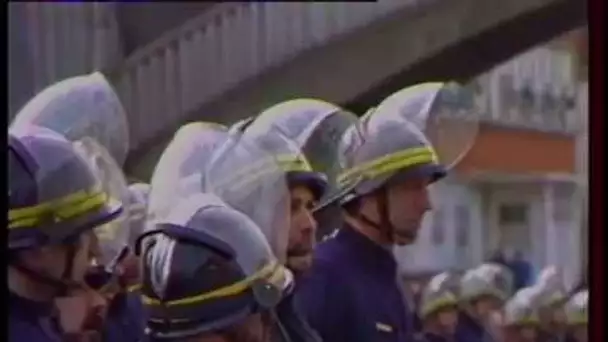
[
  {"left": 12, "top": 242, "right": 83, "bottom": 297},
  {"left": 354, "top": 187, "right": 416, "bottom": 245}
]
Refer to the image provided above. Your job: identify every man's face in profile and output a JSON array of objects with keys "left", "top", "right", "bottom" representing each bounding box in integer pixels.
[{"left": 287, "top": 185, "right": 318, "bottom": 273}]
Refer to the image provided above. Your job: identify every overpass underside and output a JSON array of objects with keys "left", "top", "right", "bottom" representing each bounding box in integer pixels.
[
  {"left": 347, "top": 0, "right": 586, "bottom": 112},
  {"left": 126, "top": 0, "right": 586, "bottom": 179}
]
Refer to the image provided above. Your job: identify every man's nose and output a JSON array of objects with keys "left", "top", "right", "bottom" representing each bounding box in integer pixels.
[
  {"left": 301, "top": 209, "right": 318, "bottom": 236},
  {"left": 88, "top": 233, "right": 103, "bottom": 260},
  {"left": 421, "top": 189, "right": 432, "bottom": 212}
]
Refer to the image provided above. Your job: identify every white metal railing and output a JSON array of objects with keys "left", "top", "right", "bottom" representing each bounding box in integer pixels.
[
  {"left": 477, "top": 45, "right": 582, "bottom": 134},
  {"left": 493, "top": 82, "right": 579, "bottom": 133},
  {"left": 111, "top": 1, "right": 429, "bottom": 149},
  {"left": 473, "top": 71, "right": 580, "bottom": 134}
]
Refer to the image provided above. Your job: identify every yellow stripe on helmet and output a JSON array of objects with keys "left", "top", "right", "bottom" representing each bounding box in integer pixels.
[
  {"left": 567, "top": 315, "right": 588, "bottom": 325},
  {"left": 420, "top": 293, "right": 459, "bottom": 318},
  {"left": 128, "top": 284, "right": 142, "bottom": 293},
  {"left": 460, "top": 288, "right": 509, "bottom": 304},
  {"left": 192, "top": 121, "right": 227, "bottom": 131},
  {"left": 338, "top": 146, "right": 438, "bottom": 187},
  {"left": 9, "top": 189, "right": 110, "bottom": 229},
  {"left": 566, "top": 310, "right": 588, "bottom": 325},
  {"left": 275, "top": 154, "right": 313, "bottom": 173},
  {"left": 214, "top": 153, "right": 312, "bottom": 193},
  {"left": 142, "top": 261, "right": 287, "bottom": 313},
  {"left": 507, "top": 316, "right": 541, "bottom": 327}
]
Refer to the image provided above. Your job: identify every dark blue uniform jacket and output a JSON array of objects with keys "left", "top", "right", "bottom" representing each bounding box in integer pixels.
[
  {"left": 296, "top": 226, "right": 414, "bottom": 342},
  {"left": 415, "top": 332, "right": 454, "bottom": 342},
  {"left": 102, "top": 291, "right": 146, "bottom": 342},
  {"left": 9, "top": 291, "right": 63, "bottom": 342},
  {"left": 537, "top": 329, "right": 568, "bottom": 342},
  {"left": 273, "top": 289, "right": 322, "bottom": 342},
  {"left": 454, "top": 312, "right": 494, "bottom": 342},
  {"left": 507, "top": 259, "right": 534, "bottom": 291},
  {"left": 10, "top": 290, "right": 145, "bottom": 342}
]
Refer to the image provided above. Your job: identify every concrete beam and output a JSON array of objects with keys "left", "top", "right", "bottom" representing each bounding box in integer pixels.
[
  {"left": 347, "top": 0, "right": 586, "bottom": 112},
  {"left": 125, "top": 0, "right": 586, "bottom": 179},
  {"left": 116, "top": 3, "right": 217, "bottom": 55}
]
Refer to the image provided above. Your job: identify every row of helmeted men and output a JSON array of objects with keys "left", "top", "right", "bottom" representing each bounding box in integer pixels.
[{"left": 8, "top": 72, "right": 588, "bottom": 342}]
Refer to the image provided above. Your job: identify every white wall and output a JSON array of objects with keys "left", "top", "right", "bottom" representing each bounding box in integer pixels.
[
  {"left": 576, "top": 82, "right": 588, "bottom": 275},
  {"left": 545, "top": 182, "right": 583, "bottom": 289},
  {"left": 576, "top": 82, "right": 588, "bottom": 178}
]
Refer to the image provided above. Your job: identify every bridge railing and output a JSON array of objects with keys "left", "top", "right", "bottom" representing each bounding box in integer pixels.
[
  {"left": 472, "top": 71, "right": 580, "bottom": 134},
  {"left": 9, "top": 3, "right": 122, "bottom": 116},
  {"left": 110, "top": 1, "right": 431, "bottom": 148}
]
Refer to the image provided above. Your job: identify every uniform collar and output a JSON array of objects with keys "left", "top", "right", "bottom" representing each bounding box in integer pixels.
[
  {"left": 336, "top": 224, "right": 398, "bottom": 278},
  {"left": 423, "top": 331, "right": 452, "bottom": 342},
  {"left": 9, "top": 291, "right": 55, "bottom": 317},
  {"left": 458, "top": 311, "right": 486, "bottom": 335}
]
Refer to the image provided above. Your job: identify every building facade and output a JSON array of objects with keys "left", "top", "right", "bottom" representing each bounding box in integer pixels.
[{"left": 396, "top": 29, "right": 587, "bottom": 290}]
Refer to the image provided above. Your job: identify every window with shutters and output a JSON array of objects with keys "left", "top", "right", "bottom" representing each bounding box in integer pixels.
[{"left": 498, "top": 204, "right": 529, "bottom": 226}]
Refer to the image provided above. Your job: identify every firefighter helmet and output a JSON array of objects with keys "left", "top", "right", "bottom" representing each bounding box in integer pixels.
[
  {"left": 138, "top": 193, "right": 293, "bottom": 340},
  {"left": 419, "top": 272, "right": 460, "bottom": 319}
]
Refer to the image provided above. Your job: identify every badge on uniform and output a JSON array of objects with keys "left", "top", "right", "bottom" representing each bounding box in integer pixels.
[{"left": 375, "top": 322, "right": 393, "bottom": 333}]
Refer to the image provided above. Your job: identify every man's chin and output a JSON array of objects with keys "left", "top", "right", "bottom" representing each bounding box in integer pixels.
[
  {"left": 393, "top": 230, "right": 418, "bottom": 246},
  {"left": 286, "top": 254, "right": 313, "bottom": 273}
]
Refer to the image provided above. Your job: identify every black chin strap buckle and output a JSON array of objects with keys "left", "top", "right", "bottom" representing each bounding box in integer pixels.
[
  {"left": 13, "top": 262, "right": 72, "bottom": 296},
  {"left": 356, "top": 188, "right": 395, "bottom": 243},
  {"left": 13, "top": 241, "right": 84, "bottom": 297},
  {"left": 61, "top": 243, "right": 77, "bottom": 281},
  {"left": 376, "top": 188, "right": 395, "bottom": 242}
]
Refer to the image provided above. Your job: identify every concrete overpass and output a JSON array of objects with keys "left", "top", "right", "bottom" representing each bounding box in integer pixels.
[
  {"left": 8, "top": 3, "right": 216, "bottom": 115},
  {"left": 9, "top": 2, "right": 584, "bottom": 177},
  {"left": 345, "top": 0, "right": 586, "bottom": 113},
  {"left": 118, "top": 0, "right": 586, "bottom": 179},
  {"left": 115, "top": 3, "right": 218, "bottom": 55},
  {"left": 74, "top": 0, "right": 582, "bottom": 178}
]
